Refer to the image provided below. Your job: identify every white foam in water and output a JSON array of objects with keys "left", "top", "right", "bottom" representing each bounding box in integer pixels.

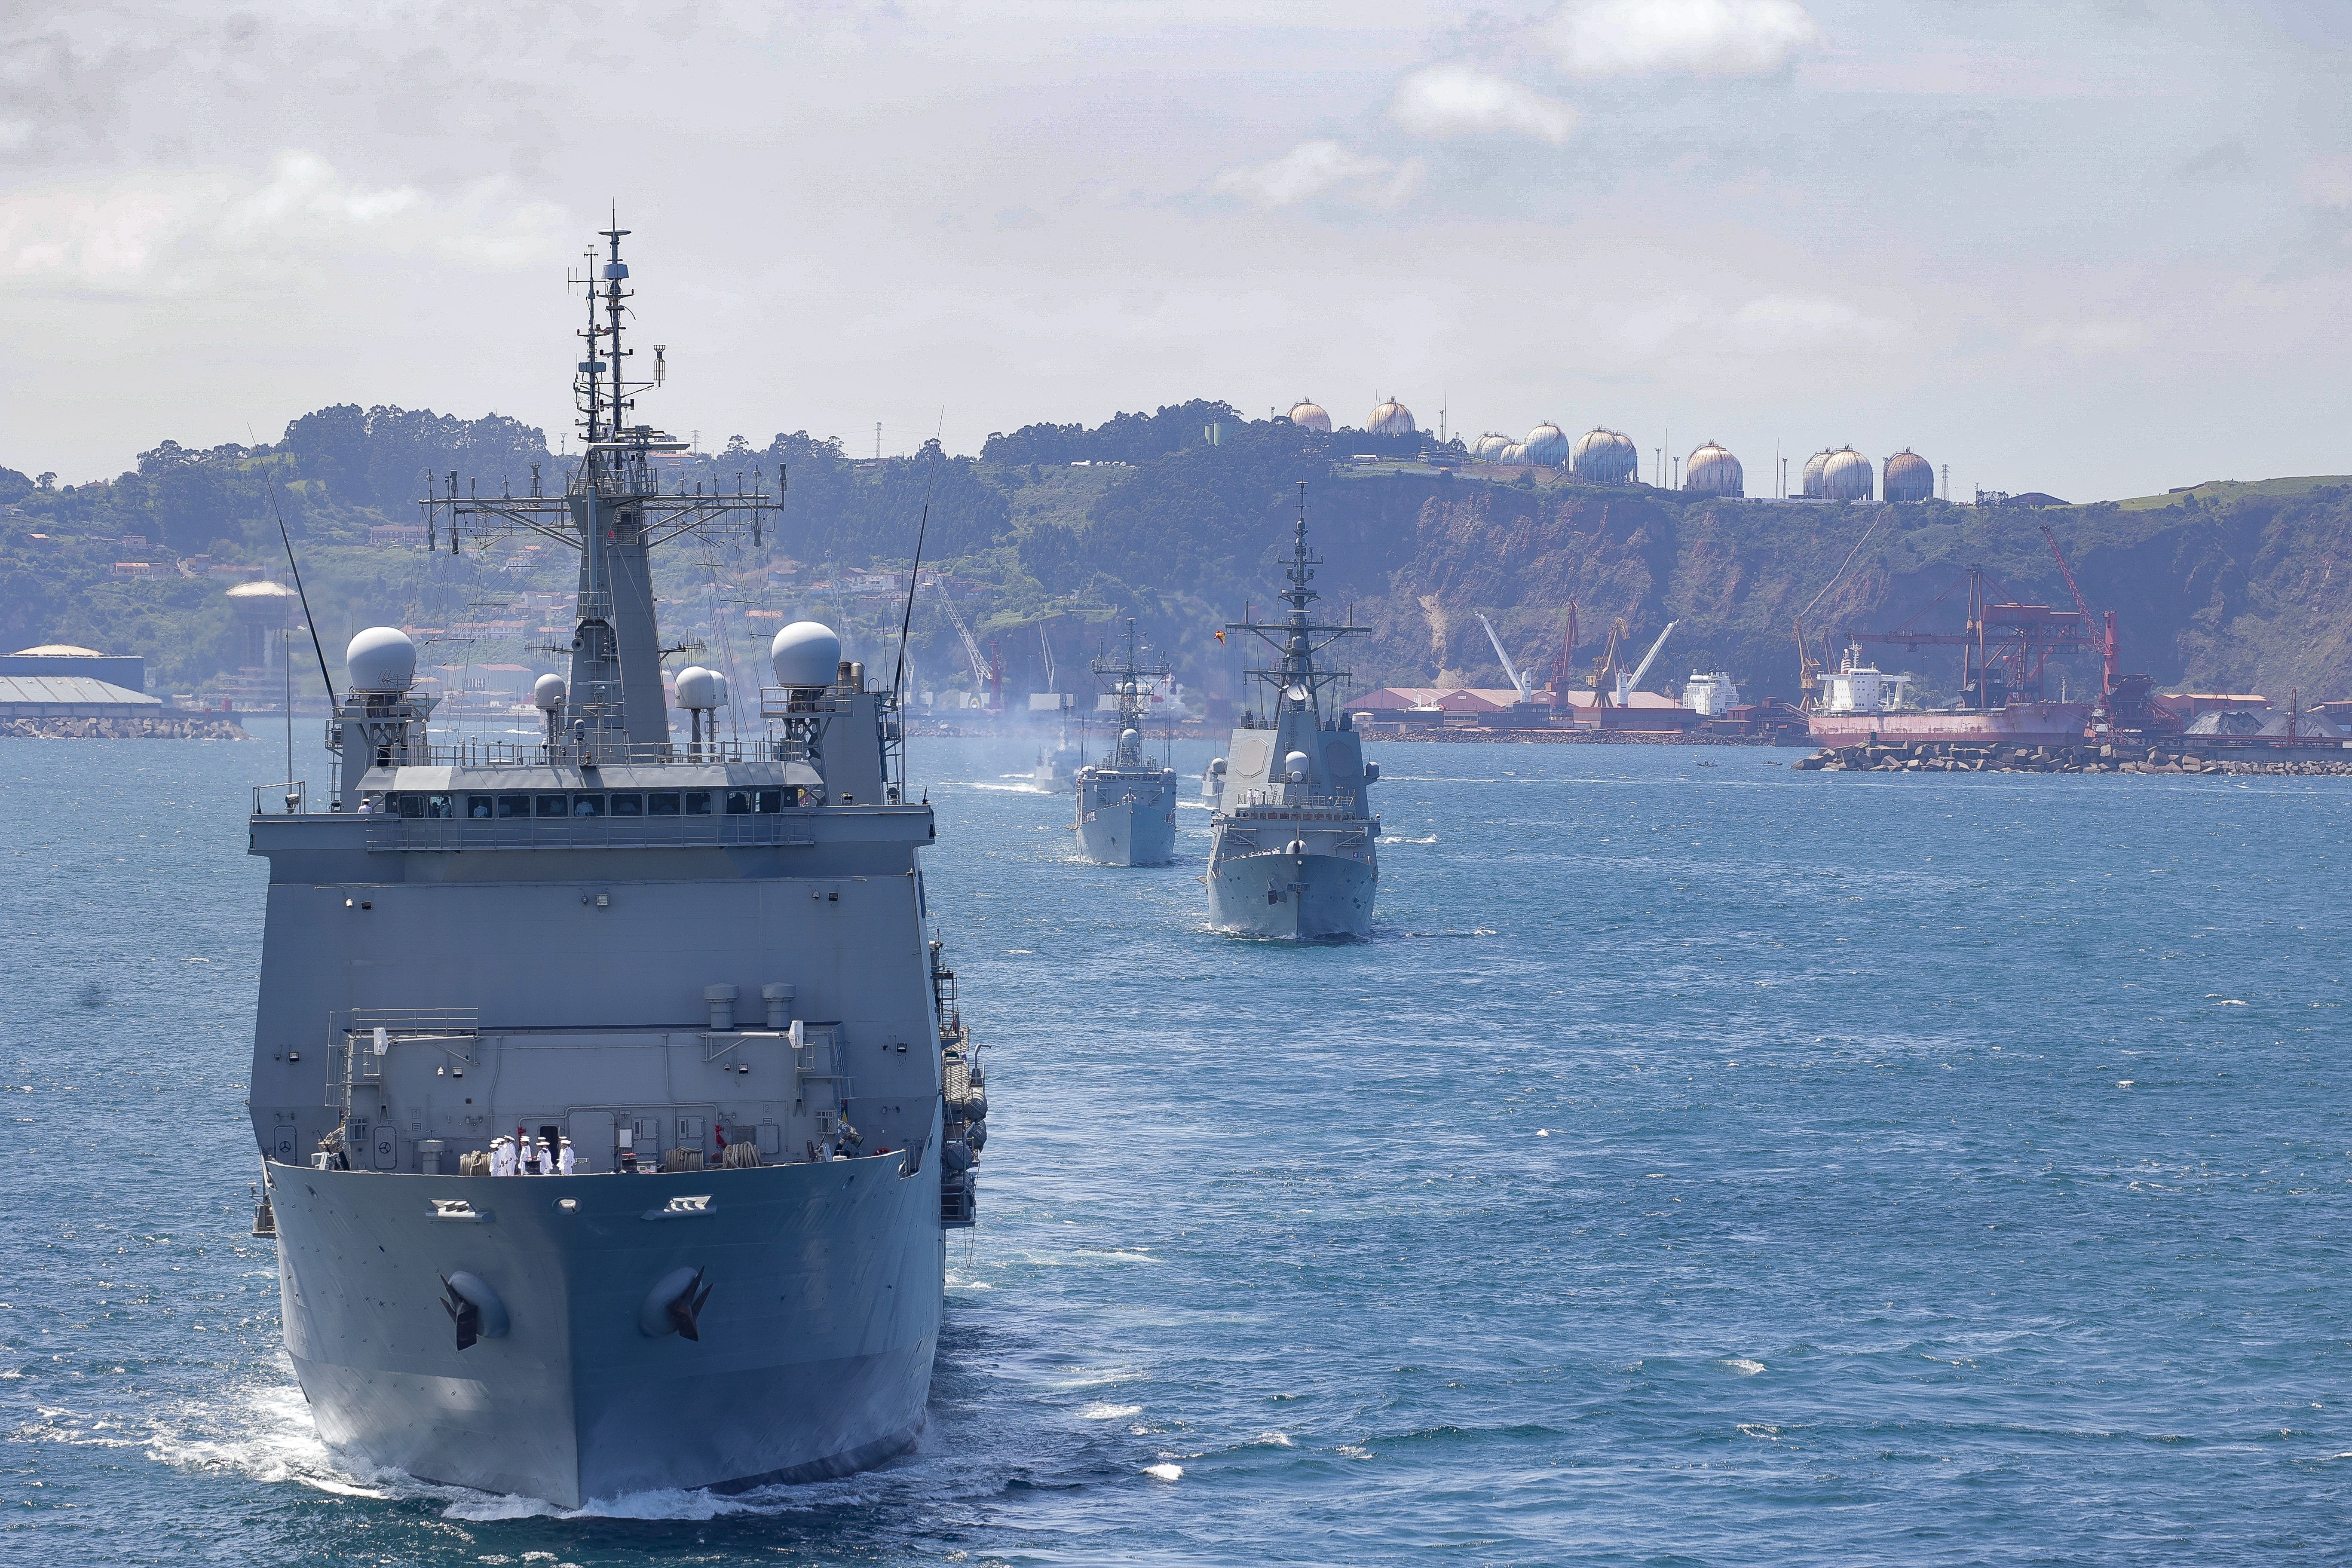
[
  {"left": 1142, "top": 1463, "right": 1183, "bottom": 1482},
  {"left": 1078, "top": 1403, "right": 1142, "bottom": 1420},
  {"left": 1723, "top": 1357, "right": 1767, "bottom": 1376}
]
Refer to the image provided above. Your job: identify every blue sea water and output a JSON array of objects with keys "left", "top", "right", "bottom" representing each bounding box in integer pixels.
[{"left": 3, "top": 734, "right": 2350, "bottom": 1566}]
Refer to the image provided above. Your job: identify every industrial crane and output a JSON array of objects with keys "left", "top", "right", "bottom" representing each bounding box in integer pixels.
[
  {"left": 1614, "top": 619, "right": 1679, "bottom": 706},
  {"left": 1475, "top": 612, "right": 1533, "bottom": 701}
]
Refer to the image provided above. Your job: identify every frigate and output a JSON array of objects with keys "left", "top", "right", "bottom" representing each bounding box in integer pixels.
[
  {"left": 1073, "top": 619, "right": 1177, "bottom": 866},
  {"left": 242, "top": 223, "right": 987, "bottom": 1507},
  {"left": 1203, "top": 488, "right": 1380, "bottom": 938}
]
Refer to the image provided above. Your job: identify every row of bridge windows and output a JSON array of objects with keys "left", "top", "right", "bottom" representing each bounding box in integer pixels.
[{"left": 375, "top": 789, "right": 799, "bottom": 820}]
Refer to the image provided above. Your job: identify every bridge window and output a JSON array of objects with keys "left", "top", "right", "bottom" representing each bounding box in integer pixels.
[
  {"left": 684, "top": 791, "right": 713, "bottom": 815},
  {"left": 608, "top": 793, "right": 643, "bottom": 816},
  {"left": 646, "top": 792, "right": 681, "bottom": 816},
  {"left": 535, "top": 793, "right": 568, "bottom": 818},
  {"left": 726, "top": 788, "right": 784, "bottom": 814},
  {"left": 572, "top": 793, "right": 605, "bottom": 817},
  {"left": 497, "top": 794, "right": 531, "bottom": 818},
  {"left": 466, "top": 796, "right": 494, "bottom": 819}
]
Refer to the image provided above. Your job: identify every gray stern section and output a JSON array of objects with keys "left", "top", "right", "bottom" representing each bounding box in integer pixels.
[{"left": 271, "top": 1150, "right": 941, "bottom": 1507}]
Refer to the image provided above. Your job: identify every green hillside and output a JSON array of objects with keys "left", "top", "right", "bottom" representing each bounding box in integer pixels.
[{"left": 4, "top": 404, "right": 2349, "bottom": 711}]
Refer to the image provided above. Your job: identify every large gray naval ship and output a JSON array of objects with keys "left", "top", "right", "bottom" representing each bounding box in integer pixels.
[
  {"left": 1202, "top": 490, "right": 1381, "bottom": 938},
  {"left": 1073, "top": 619, "right": 1177, "bottom": 866},
  {"left": 243, "top": 224, "right": 986, "bottom": 1506}
]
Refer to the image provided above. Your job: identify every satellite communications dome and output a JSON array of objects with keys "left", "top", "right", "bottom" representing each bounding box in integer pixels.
[
  {"left": 1884, "top": 449, "right": 1934, "bottom": 503},
  {"left": 1683, "top": 441, "right": 1743, "bottom": 497},
  {"left": 1471, "top": 432, "right": 1511, "bottom": 461},
  {"left": 674, "top": 666, "right": 722, "bottom": 710},
  {"left": 1819, "top": 447, "right": 1874, "bottom": 501},
  {"left": 532, "top": 673, "right": 567, "bottom": 712},
  {"left": 1367, "top": 398, "right": 1417, "bottom": 437},
  {"left": 1522, "top": 422, "right": 1570, "bottom": 466},
  {"left": 346, "top": 626, "right": 416, "bottom": 693},
  {"left": 770, "top": 621, "right": 842, "bottom": 689},
  {"left": 1570, "top": 427, "right": 1640, "bottom": 485},
  {"left": 1121, "top": 728, "right": 1140, "bottom": 749},
  {"left": 1285, "top": 399, "right": 1333, "bottom": 433}
]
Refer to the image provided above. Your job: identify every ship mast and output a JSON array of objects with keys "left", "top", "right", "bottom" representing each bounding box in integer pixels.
[
  {"left": 1225, "top": 482, "right": 1365, "bottom": 721},
  {"left": 419, "top": 218, "right": 772, "bottom": 760},
  {"left": 1090, "top": 617, "right": 1171, "bottom": 767}
]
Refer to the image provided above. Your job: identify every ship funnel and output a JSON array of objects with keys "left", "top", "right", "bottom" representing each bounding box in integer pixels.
[{"left": 346, "top": 627, "right": 416, "bottom": 693}]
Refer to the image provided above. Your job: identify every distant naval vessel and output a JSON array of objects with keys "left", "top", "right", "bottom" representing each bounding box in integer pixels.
[
  {"left": 1203, "top": 488, "right": 1380, "bottom": 938},
  {"left": 242, "top": 224, "right": 986, "bottom": 1507},
  {"left": 1073, "top": 619, "right": 1177, "bottom": 866}
]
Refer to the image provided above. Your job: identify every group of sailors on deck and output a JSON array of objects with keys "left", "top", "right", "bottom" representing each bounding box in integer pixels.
[{"left": 488, "top": 1131, "right": 573, "bottom": 1176}]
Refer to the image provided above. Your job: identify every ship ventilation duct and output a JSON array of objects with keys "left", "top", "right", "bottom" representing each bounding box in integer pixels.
[
  {"left": 704, "top": 984, "right": 738, "bottom": 1031},
  {"left": 763, "top": 983, "right": 795, "bottom": 1030}
]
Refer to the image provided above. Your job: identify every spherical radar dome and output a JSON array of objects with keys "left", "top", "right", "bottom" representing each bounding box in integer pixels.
[
  {"left": 1571, "top": 427, "right": 1639, "bottom": 485},
  {"left": 346, "top": 626, "right": 416, "bottom": 693},
  {"left": 1522, "top": 422, "right": 1570, "bottom": 466},
  {"left": 674, "top": 665, "right": 722, "bottom": 710},
  {"left": 1684, "top": 441, "right": 1743, "bottom": 497},
  {"left": 1820, "top": 447, "right": 1874, "bottom": 501},
  {"left": 1884, "top": 449, "right": 1935, "bottom": 503},
  {"left": 1367, "top": 398, "right": 1416, "bottom": 437},
  {"left": 770, "top": 621, "right": 842, "bottom": 689},
  {"left": 532, "top": 673, "right": 567, "bottom": 712},
  {"left": 1285, "top": 398, "right": 1333, "bottom": 434}
]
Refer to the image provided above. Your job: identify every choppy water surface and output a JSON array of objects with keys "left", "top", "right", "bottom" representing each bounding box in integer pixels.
[{"left": 4, "top": 736, "right": 2350, "bottom": 1565}]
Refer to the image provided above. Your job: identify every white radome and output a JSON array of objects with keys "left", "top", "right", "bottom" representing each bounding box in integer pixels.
[
  {"left": 674, "top": 665, "right": 720, "bottom": 710},
  {"left": 532, "top": 673, "right": 567, "bottom": 712},
  {"left": 771, "top": 621, "right": 842, "bottom": 689},
  {"left": 346, "top": 626, "right": 416, "bottom": 693}
]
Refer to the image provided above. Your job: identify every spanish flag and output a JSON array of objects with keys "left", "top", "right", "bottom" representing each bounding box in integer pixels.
[{"left": 1213, "top": 629, "right": 1226, "bottom": 644}]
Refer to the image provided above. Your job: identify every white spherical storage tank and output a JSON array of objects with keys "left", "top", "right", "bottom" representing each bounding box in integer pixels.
[
  {"left": 1472, "top": 432, "right": 1512, "bottom": 461},
  {"left": 1683, "top": 441, "right": 1743, "bottom": 497},
  {"left": 1522, "top": 422, "right": 1570, "bottom": 466},
  {"left": 770, "top": 621, "right": 842, "bottom": 688},
  {"left": 1570, "top": 427, "right": 1640, "bottom": 485},
  {"left": 1801, "top": 448, "right": 1834, "bottom": 498},
  {"left": 1286, "top": 399, "right": 1333, "bottom": 433},
  {"left": 346, "top": 627, "right": 416, "bottom": 693},
  {"left": 1819, "top": 447, "right": 1874, "bottom": 501},
  {"left": 1884, "top": 449, "right": 1935, "bottom": 502},
  {"left": 1367, "top": 398, "right": 1416, "bottom": 437}
]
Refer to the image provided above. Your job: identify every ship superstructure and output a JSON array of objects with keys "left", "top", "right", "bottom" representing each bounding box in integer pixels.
[
  {"left": 1074, "top": 619, "right": 1177, "bottom": 866},
  {"left": 242, "top": 225, "right": 985, "bottom": 1507},
  {"left": 1203, "top": 487, "right": 1380, "bottom": 938}
]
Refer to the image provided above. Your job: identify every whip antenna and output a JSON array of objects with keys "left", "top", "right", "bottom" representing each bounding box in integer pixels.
[
  {"left": 890, "top": 408, "right": 946, "bottom": 703},
  {"left": 252, "top": 430, "right": 338, "bottom": 710}
]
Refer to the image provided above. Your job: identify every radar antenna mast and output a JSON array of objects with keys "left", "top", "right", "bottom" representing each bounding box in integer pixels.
[{"left": 1225, "top": 482, "right": 1367, "bottom": 720}]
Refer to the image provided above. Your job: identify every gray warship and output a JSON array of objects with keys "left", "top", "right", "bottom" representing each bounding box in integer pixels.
[
  {"left": 1073, "top": 619, "right": 1177, "bottom": 866},
  {"left": 1202, "top": 489, "right": 1381, "bottom": 938},
  {"left": 242, "top": 223, "right": 986, "bottom": 1507}
]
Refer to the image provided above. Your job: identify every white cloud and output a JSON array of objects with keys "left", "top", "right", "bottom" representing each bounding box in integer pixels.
[
  {"left": 1544, "top": 0, "right": 1821, "bottom": 80},
  {"left": 1388, "top": 64, "right": 1581, "bottom": 146},
  {"left": 1599, "top": 291, "right": 1904, "bottom": 357},
  {"left": 2023, "top": 319, "right": 2147, "bottom": 354},
  {"left": 1205, "top": 140, "right": 1424, "bottom": 211},
  {"left": 0, "top": 150, "right": 566, "bottom": 294}
]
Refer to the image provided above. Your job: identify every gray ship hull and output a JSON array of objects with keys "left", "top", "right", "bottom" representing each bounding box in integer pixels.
[
  {"left": 1206, "top": 848, "right": 1375, "bottom": 939},
  {"left": 1076, "top": 775, "right": 1177, "bottom": 866},
  {"left": 270, "top": 1143, "right": 941, "bottom": 1507}
]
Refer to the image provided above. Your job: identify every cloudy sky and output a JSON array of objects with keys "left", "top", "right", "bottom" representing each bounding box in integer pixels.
[{"left": 4, "top": 0, "right": 2348, "bottom": 499}]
